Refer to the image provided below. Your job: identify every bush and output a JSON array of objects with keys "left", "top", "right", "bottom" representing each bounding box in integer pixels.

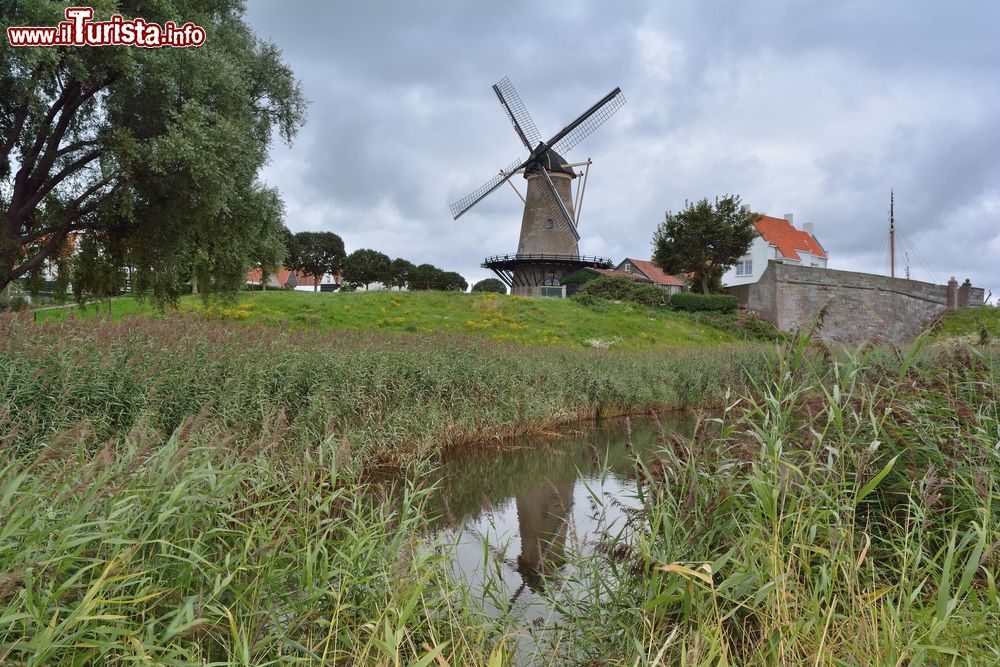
[
  {"left": 688, "top": 310, "right": 787, "bottom": 342},
  {"left": 669, "top": 292, "right": 738, "bottom": 313},
  {"left": 577, "top": 276, "right": 676, "bottom": 309},
  {"left": 0, "top": 295, "right": 30, "bottom": 312},
  {"left": 560, "top": 269, "right": 601, "bottom": 286},
  {"left": 577, "top": 276, "right": 642, "bottom": 302},
  {"left": 630, "top": 284, "right": 671, "bottom": 308},
  {"left": 471, "top": 278, "right": 507, "bottom": 294}
]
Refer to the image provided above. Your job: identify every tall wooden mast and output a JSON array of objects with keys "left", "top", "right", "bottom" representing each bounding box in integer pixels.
[{"left": 889, "top": 190, "right": 895, "bottom": 278}]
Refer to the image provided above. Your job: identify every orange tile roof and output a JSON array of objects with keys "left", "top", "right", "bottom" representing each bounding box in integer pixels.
[
  {"left": 622, "top": 258, "right": 687, "bottom": 287},
  {"left": 754, "top": 216, "right": 826, "bottom": 261}
]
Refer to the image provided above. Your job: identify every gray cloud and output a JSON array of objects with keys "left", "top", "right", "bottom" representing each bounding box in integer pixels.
[{"left": 246, "top": 0, "right": 1000, "bottom": 297}]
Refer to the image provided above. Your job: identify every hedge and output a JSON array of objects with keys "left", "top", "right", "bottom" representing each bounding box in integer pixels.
[
  {"left": 669, "top": 292, "right": 738, "bottom": 313},
  {"left": 576, "top": 276, "right": 642, "bottom": 301}
]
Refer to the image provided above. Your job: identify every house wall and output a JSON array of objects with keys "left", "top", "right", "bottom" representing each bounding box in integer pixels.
[
  {"left": 722, "top": 238, "right": 777, "bottom": 287},
  {"left": 729, "top": 260, "right": 985, "bottom": 344},
  {"left": 722, "top": 239, "right": 829, "bottom": 287}
]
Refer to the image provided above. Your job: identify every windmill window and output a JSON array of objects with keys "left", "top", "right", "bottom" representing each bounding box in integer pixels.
[{"left": 544, "top": 218, "right": 554, "bottom": 230}]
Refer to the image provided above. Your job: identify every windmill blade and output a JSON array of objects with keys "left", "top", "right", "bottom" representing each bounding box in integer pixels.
[
  {"left": 450, "top": 157, "right": 528, "bottom": 220},
  {"left": 536, "top": 168, "right": 580, "bottom": 242},
  {"left": 493, "top": 77, "right": 542, "bottom": 150},
  {"left": 548, "top": 87, "right": 625, "bottom": 157}
]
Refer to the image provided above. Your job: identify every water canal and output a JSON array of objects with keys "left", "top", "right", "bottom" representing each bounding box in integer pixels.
[{"left": 424, "top": 411, "right": 707, "bottom": 660}]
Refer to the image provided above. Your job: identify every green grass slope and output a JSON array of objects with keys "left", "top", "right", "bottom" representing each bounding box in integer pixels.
[
  {"left": 934, "top": 305, "right": 1000, "bottom": 343},
  {"left": 35, "top": 289, "right": 739, "bottom": 350}
]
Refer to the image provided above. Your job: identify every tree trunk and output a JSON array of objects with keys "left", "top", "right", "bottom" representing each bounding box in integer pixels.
[
  {"left": 0, "top": 248, "right": 14, "bottom": 294},
  {"left": 700, "top": 272, "right": 709, "bottom": 294}
]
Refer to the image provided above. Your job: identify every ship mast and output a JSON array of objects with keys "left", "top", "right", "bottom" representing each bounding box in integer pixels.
[{"left": 889, "top": 190, "right": 895, "bottom": 278}]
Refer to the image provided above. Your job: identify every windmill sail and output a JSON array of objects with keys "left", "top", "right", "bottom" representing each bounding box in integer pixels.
[
  {"left": 450, "top": 157, "right": 528, "bottom": 220},
  {"left": 535, "top": 167, "right": 580, "bottom": 242},
  {"left": 493, "top": 77, "right": 542, "bottom": 150},
  {"left": 548, "top": 88, "right": 625, "bottom": 156}
]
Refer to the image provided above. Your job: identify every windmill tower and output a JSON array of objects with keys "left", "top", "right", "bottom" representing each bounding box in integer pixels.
[{"left": 450, "top": 77, "right": 625, "bottom": 296}]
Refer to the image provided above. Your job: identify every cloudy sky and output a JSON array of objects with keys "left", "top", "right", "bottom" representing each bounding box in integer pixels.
[{"left": 244, "top": 1, "right": 1000, "bottom": 298}]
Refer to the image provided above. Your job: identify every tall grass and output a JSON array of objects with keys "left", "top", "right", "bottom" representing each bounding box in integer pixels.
[
  {"left": 7, "top": 311, "right": 996, "bottom": 664},
  {"left": 555, "top": 338, "right": 1000, "bottom": 664},
  {"left": 0, "top": 417, "right": 517, "bottom": 664},
  {"left": 1, "top": 315, "right": 774, "bottom": 467},
  {"left": 0, "top": 314, "right": 771, "bottom": 664}
]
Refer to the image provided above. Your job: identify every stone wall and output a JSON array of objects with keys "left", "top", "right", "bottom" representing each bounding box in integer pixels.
[{"left": 728, "top": 261, "right": 985, "bottom": 344}]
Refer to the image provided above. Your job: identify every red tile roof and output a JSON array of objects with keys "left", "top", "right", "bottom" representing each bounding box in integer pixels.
[
  {"left": 754, "top": 216, "right": 826, "bottom": 261},
  {"left": 620, "top": 258, "right": 687, "bottom": 287}
]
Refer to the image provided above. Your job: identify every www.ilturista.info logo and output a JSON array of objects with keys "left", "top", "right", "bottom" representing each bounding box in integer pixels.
[{"left": 6, "top": 7, "right": 206, "bottom": 48}]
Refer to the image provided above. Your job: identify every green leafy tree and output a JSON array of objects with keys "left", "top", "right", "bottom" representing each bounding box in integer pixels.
[
  {"left": 408, "top": 263, "right": 440, "bottom": 291},
  {"left": 434, "top": 271, "right": 468, "bottom": 292},
  {"left": 471, "top": 278, "right": 506, "bottom": 294},
  {"left": 387, "top": 257, "right": 415, "bottom": 291},
  {"left": 256, "top": 223, "right": 292, "bottom": 290},
  {"left": 287, "top": 231, "right": 345, "bottom": 291},
  {"left": 343, "top": 248, "right": 390, "bottom": 290},
  {"left": 0, "top": 1, "right": 306, "bottom": 301},
  {"left": 651, "top": 195, "right": 759, "bottom": 294}
]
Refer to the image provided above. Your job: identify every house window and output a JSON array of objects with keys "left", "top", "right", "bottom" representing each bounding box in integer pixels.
[{"left": 735, "top": 258, "right": 753, "bottom": 276}]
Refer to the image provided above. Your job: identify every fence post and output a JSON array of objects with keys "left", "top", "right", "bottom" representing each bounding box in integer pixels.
[{"left": 947, "top": 277, "right": 959, "bottom": 311}]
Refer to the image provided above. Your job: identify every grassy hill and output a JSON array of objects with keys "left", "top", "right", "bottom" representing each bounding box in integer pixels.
[
  {"left": 934, "top": 304, "right": 1000, "bottom": 343},
  {"left": 34, "top": 289, "right": 749, "bottom": 350}
]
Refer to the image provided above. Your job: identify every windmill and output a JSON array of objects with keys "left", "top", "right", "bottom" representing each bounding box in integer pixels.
[{"left": 450, "top": 77, "right": 625, "bottom": 296}]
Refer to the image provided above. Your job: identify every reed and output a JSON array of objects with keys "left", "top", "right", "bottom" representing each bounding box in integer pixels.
[
  {"left": 1, "top": 314, "right": 774, "bottom": 467},
  {"left": 553, "top": 337, "right": 1000, "bottom": 664}
]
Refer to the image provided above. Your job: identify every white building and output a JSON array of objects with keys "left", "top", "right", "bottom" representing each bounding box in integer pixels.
[{"left": 723, "top": 214, "right": 827, "bottom": 287}]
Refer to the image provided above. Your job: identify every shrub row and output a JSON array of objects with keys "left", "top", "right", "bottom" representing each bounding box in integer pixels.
[
  {"left": 669, "top": 292, "right": 738, "bottom": 313},
  {"left": 575, "top": 276, "right": 737, "bottom": 313}
]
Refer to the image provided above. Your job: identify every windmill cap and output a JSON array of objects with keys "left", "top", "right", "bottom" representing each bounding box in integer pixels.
[{"left": 525, "top": 147, "right": 576, "bottom": 177}]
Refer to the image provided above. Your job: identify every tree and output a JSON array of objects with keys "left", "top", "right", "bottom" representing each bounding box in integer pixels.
[
  {"left": 387, "top": 257, "right": 415, "bottom": 290},
  {"left": 286, "top": 231, "right": 345, "bottom": 291},
  {"left": 471, "top": 278, "right": 506, "bottom": 294},
  {"left": 435, "top": 271, "right": 468, "bottom": 292},
  {"left": 256, "top": 224, "right": 293, "bottom": 290},
  {"left": 651, "top": 195, "right": 759, "bottom": 294},
  {"left": 0, "top": 1, "right": 306, "bottom": 301},
  {"left": 408, "top": 263, "right": 439, "bottom": 291},
  {"left": 343, "top": 248, "right": 390, "bottom": 290}
]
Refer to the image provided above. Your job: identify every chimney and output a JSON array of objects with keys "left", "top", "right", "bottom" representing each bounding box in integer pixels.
[
  {"left": 802, "top": 222, "right": 815, "bottom": 236},
  {"left": 783, "top": 213, "right": 794, "bottom": 226}
]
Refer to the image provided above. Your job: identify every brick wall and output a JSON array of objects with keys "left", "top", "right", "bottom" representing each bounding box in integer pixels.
[{"left": 729, "top": 261, "right": 985, "bottom": 344}]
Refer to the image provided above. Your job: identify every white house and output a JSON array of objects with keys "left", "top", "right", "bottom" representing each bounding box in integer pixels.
[{"left": 723, "top": 214, "right": 827, "bottom": 287}]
